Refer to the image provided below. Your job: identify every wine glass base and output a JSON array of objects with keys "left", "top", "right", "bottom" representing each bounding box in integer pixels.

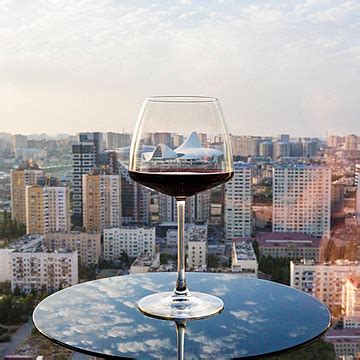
[{"left": 138, "top": 291, "right": 224, "bottom": 320}]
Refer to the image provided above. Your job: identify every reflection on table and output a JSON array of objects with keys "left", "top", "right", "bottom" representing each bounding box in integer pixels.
[{"left": 33, "top": 273, "right": 331, "bottom": 359}]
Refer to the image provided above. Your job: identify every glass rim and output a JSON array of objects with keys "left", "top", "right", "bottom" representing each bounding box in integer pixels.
[{"left": 146, "top": 96, "right": 219, "bottom": 103}]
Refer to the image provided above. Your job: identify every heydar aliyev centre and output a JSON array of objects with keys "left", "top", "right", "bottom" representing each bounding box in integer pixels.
[{"left": 141, "top": 132, "right": 223, "bottom": 162}]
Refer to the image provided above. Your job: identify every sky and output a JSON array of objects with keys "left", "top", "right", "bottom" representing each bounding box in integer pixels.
[{"left": 0, "top": 0, "right": 359, "bottom": 137}]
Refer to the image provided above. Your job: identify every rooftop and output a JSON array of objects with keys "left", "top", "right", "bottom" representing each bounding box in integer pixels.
[
  {"left": 325, "top": 328, "right": 360, "bottom": 343},
  {"left": 8, "top": 234, "right": 75, "bottom": 254},
  {"left": 233, "top": 239, "right": 256, "bottom": 261},
  {"left": 256, "top": 232, "right": 320, "bottom": 248}
]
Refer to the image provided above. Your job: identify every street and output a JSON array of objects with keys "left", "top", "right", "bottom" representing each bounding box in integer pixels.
[{"left": 0, "top": 321, "right": 33, "bottom": 359}]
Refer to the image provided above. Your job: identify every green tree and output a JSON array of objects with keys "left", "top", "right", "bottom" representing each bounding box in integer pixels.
[
  {"left": 207, "top": 254, "right": 219, "bottom": 269},
  {"left": 252, "top": 240, "right": 260, "bottom": 260},
  {"left": 0, "top": 281, "right": 11, "bottom": 295},
  {"left": 262, "top": 339, "right": 335, "bottom": 359}
]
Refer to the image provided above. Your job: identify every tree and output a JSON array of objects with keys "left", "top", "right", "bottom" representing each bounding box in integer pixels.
[
  {"left": 252, "top": 240, "right": 260, "bottom": 260},
  {"left": 207, "top": 254, "right": 219, "bottom": 269},
  {"left": 119, "top": 251, "right": 131, "bottom": 269},
  {"left": 259, "top": 339, "right": 335, "bottom": 359},
  {"left": 0, "top": 281, "right": 11, "bottom": 295}
]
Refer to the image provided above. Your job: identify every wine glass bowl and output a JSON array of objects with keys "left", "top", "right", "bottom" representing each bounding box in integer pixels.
[{"left": 129, "top": 96, "right": 233, "bottom": 320}]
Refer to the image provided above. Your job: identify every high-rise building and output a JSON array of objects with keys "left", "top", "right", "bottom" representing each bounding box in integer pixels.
[
  {"left": 273, "top": 164, "right": 331, "bottom": 238},
  {"left": 72, "top": 142, "right": 96, "bottom": 226},
  {"left": 99, "top": 150, "right": 118, "bottom": 174},
  {"left": 78, "top": 132, "right": 104, "bottom": 165},
  {"left": 26, "top": 177, "right": 71, "bottom": 234},
  {"left": 326, "top": 135, "right": 341, "bottom": 148},
  {"left": 151, "top": 132, "right": 172, "bottom": 147},
  {"left": 72, "top": 132, "right": 104, "bottom": 226},
  {"left": 119, "top": 162, "right": 150, "bottom": 225},
  {"left": 10, "top": 162, "right": 44, "bottom": 225},
  {"left": 231, "top": 136, "right": 261, "bottom": 157},
  {"left": 82, "top": 173, "right": 121, "bottom": 232},
  {"left": 105, "top": 132, "right": 131, "bottom": 149},
  {"left": 158, "top": 191, "right": 210, "bottom": 223},
  {"left": 259, "top": 141, "right": 273, "bottom": 158},
  {"left": 289, "top": 141, "right": 303, "bottom": 157},
  {"left": 302, "top": 140, "right": 318, "bottom": 157},
  {"left": 273, "top": 141, "right": 290, "bottom": 158},
  {"left": 44, "top": 232, "right": 101, "bottom": 266},
  {"left": 278, "top": 134, "right": 290, "bottom": 143},
  {"left": 171, "top": 133, "right": 184, "bottom": 148},
  {"left": 103, "top": 227, "right": 156, "bottom": 259},
  {"left": 224, "top": 162, "right": 252, "bottom": 240},
  {"left": 11, "top": 134, "right": 28, "bottom": 157},
  {"left": 344, "top": 134, "right": 358, "bottom": 151},
  {"left": 189, "top": 191, "right": 211, "bottom": 222}
]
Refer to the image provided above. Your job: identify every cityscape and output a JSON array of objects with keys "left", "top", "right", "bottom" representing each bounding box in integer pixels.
[{"left": 0, "top": 130, "right": 359, "bottom": 358}]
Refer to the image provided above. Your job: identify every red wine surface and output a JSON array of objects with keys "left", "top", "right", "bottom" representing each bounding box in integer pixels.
[{"left": 128, "top": 170, "right": 234, "bottom": 197}]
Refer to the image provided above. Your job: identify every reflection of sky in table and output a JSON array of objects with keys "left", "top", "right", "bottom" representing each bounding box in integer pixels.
[{"left": 33, "top": 273, "right": 330, "bottom": 359}]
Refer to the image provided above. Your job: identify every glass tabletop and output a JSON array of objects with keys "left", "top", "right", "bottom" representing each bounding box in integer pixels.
[{"left": 33, "top": 273, "right": 330, "bottom": 359}]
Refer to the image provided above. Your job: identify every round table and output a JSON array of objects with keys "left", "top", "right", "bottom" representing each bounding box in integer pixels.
[{"left": 33, "top": 273, "right": 330, "bottom": 359}]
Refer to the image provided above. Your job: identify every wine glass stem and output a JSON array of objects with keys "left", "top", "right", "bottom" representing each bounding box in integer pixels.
[
  {"left": 175, "top": 199, "right": 187, "bottom": 294},
  {"left": 176, "top": 320, "right": 187, "bottom": 360}
]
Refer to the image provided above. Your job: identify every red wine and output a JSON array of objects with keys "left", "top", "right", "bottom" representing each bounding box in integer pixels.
[{"left": 128, "top": 170, "right": 234, "bottom": 198}]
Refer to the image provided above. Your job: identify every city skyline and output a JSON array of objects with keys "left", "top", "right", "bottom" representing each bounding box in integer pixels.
[{"left": 1, "top": 0, "right": 360, "bottom": 136}]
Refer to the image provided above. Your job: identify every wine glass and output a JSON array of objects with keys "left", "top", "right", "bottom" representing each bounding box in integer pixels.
[{"left": 129, "top": 96, "right": 233, "bottom": 320}]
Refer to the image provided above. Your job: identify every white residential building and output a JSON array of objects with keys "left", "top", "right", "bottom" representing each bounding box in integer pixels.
[
  {"left": 291, "top": 260, "right": 360, "bottom": 313},
  {"left": 290, "top": 259, "right": 315, "bottom": 295},
  {"left": 187, "top": 224, "right": 207, "bottom": 270},
  {"left": 0, "top": 249, "right": 15, "bottom": 281},
  {"left": 224, "top": 162, "right": 252, "bottom": 241},
  {"left": 44, "top": 232, "right": 101, "bottom": 265},
  {"left": 103, "top": 227, "right": 156, "bottom": 259},
  {"left": 9, "top": 235, "right": 78, "bottom": 294},
  {"left": 231, "top": 239, "right": 258, "bottom": 277},
  {"left": 158, "top": 192, "right": 209, "bottom": 223},
  {"left": 273, "top": 164, "right": 331, "bottom": 238}
]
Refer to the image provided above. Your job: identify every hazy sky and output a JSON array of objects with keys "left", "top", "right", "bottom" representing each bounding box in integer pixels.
[{"left": 1, "top": 0, "right": 359, "bottom": 137}]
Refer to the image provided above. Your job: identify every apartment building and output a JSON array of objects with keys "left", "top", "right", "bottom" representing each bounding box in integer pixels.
[
  {"left": 231, "top": 239, "right": 258, "bottom": 277},
  {"left": 291, "top": 260, "right": 360, "bottom": 313},
  {"left": 273, "top": 164, "right": 331, "bottom": 238},
  {"left": 224, "top": 162, "right": 252, "bottom": 240},
  {"left": 257, "top": 232, "right": 320, "bottom": 261},
  {"left": 26, "top": 179, "right": 70, "bottom": 234},
  {"left": 9, "top": 235, "right": 78, "bottom": 294},
  {"left": 10, "top": 163, "right": 44, "bottom": 225},
  {"left": 187, "top": 224, "right": 207, "bottom": 270},
  {"left": 103, "top": 227, "right": 156, "bottom": 259},
  {"left": 44, "top": 231, "right": 101, "bottom": 266},
  {"left": 83, "top": 173, "right": 121, "bottom": 232}
]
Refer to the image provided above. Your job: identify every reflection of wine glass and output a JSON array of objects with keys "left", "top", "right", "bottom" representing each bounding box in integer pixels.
[{"left": 129, "top": 96, "right": 233, "bottom": 320}]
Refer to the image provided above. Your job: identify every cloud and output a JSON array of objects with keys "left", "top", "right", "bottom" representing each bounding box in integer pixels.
[{"left": 0, "top": 0, "right": 359, "bottom": 135}]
